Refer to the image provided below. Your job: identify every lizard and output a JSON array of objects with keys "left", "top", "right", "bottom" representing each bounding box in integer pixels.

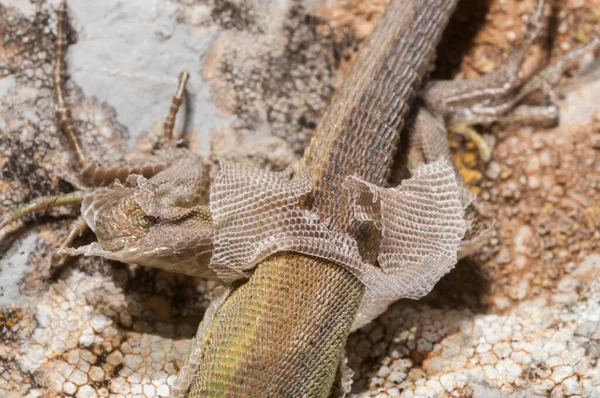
[
  {"left": 1, "top": 0, "right": 599, "bottom": 396},
  {"left": 178, "top": 0, "right": 599, "bottom": 395}
]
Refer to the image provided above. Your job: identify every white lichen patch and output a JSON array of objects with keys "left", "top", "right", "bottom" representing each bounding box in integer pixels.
[{"left": 0, "top": 233, "right": 36, "bottom": 306}]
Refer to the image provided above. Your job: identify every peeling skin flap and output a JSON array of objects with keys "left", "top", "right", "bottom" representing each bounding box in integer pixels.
[
  {"left": 344, "top": 157, "right": 466, "bottom": 327},
  {"left": 209, "top": 160, "right": 366, "bottom": 284},
  {"left": 209, "top": 157, "right": 466, "bottom": 326},
  {"left": 60, "top": 156, "right": 215, "bottom": 278},
  {"left": 61, "top": 155, "right": 466, "bottom": 326}
]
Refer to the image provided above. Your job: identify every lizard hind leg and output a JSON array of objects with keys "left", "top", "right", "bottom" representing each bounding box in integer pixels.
[
  {"left": 464, "top": 35, "right": 600, "bottom": 126},
  {"left": 417, "top": 0, "right": 549, "bottom": 161},
  {"left": 420, "top": 0, "right": 549, "bottom": 117},
  {"left": 442, "top": 37, "right": 599, "bottom": 161},
  {"left": 50, "top": 215, "right": 90, "bottom": 268},
  {"left": 0, "top": 192, "right": 90, "bottom": 273},
  {"left": 420, "top": 0, "right": 600, "bottom": 161},
  {"left": 0, "top": 193, "right": 88, "bottom": 270}
]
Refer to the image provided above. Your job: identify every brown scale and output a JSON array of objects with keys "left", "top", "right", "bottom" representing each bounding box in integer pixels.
[
  {"left": 186, "top": 0, "right": 600, "bottom": 394},
  {"left": 78, "top": 162, "right": 168, "bottom": 187},
  {"left": 94, "top": 197, "right": 157, "bottom": 252},
  {"left": 4, "top": 1, "right": 598, "bottom": 395}
]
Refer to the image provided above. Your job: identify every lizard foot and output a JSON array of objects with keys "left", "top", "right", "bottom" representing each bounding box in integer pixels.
[{"left": 420, "top": 0, "right": 600, "bottom": 162}]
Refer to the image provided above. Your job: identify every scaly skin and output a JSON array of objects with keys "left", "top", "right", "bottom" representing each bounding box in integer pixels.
[{"left": 186, "top": 0, "right": 459, "bottom": 396}]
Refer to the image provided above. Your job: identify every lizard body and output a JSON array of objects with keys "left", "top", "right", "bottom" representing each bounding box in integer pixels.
[{"left": 185, "top": 0, "right": 458, "bottom": 395}]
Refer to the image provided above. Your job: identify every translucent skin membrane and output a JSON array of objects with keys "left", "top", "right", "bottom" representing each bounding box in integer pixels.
[{"left": 209, "top": 157, "right": 466, "bottom": 328}]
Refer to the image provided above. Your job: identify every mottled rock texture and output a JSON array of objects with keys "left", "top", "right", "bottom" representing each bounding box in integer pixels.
[{"left": 1, "top": 0, "right": 599, "bottom": 397}]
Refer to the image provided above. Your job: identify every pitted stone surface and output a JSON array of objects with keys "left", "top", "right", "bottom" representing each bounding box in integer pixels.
[
  {"left": 1, "top": 0, "right": 600, "bottom": 397},
  {"left": 348, "top": 275, "right": 600, "bottom": 397}
]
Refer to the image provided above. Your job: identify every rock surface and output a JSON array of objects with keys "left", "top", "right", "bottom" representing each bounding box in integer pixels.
[{"left": 1, "top": 0, "right": 599, "bottom": 397}]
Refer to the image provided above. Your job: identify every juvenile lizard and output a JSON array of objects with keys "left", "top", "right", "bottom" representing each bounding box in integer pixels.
[{"left": 2, "top": 0, "right": 599, "bottom": 396}]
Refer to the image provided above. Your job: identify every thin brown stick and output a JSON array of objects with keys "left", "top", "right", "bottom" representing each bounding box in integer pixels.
[
  {"left": 0, "top": 192, "right": 85, "bottom": 230},
  {"left": 54, "top": 0, "right": 87, "bottom": 165},
  {"left": 163, "top": 71, "right": 190, "bottom": 142}
]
